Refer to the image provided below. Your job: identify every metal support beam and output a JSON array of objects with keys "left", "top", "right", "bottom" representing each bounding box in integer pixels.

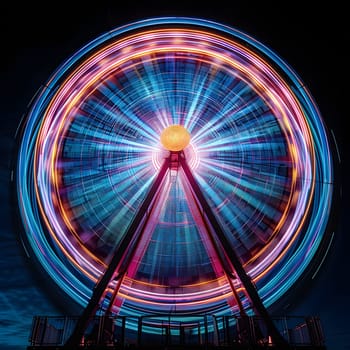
[
  {"left": 180, "top": 165, "right": 246, "bottom": 314},
  {"left": 64, "top": 150, "right": 289, "bottom": 347},
  {"left": 179, "top": 152, "right": 289, "bottom": 347},
  {"left": 64, "top": 157, "right": 170, "bottom": 347}
]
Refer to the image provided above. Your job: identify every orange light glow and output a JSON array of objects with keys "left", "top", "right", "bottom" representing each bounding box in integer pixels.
[{"left": 160, "top": 124, "right": 191, "bottom": 151}]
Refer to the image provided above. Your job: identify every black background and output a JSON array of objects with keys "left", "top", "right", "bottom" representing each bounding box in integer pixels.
[{"left": 0, "top": 2, "right": 348, "bottom": 349}]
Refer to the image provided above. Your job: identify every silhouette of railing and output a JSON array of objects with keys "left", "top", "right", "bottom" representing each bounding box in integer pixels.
[{"left": 27, "top": 314, "right": 326, "bottom": 349}]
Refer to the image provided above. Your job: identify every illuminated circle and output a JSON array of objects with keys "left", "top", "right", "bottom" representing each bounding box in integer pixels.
[
  {"left": 16, "top": 17, "right": 334, "bottom": 323},
  {"left": 160, "top": 124, "right": 191, "bottom": 151}
]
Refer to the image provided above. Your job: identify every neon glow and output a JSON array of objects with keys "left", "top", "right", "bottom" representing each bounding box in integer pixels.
[
  {"left": 17, "top": 17, "right": 333, "bottom": 323},
  {"left": 160, "top": 125, "right": 191, "bottom": 151}
]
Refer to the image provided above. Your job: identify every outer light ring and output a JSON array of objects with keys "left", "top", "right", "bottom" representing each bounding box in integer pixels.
[{"left": 17, "top": 17, "right": 333, "bottom": 316}]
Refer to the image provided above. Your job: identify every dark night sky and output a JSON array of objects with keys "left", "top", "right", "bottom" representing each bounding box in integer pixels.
[{"left": 0, "top": 2, "right": 348, "bottom": 349}]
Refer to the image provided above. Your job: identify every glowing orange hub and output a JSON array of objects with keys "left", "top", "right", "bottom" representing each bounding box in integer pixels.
[{"left": 160, "top": 124, "right": 191, "bottom": 151}]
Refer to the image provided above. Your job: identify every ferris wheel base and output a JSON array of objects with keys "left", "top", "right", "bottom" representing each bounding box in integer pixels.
[{"left": 26, "top": 314, "right": 327, "bottom": 350}]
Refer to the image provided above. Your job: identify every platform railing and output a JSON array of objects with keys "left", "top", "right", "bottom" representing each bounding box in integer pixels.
[{"left": 27, "top": 314, "right": 325, "bottom": 349}]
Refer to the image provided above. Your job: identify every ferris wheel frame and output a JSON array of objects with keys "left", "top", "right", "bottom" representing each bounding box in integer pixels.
[{"left": 15, "top": 17, "right": 335, "bottom": 323}]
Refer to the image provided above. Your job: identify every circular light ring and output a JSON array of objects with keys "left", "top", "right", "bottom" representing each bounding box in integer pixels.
[{"left": 17, "top": 17, "right": 333, "bottom": 317}]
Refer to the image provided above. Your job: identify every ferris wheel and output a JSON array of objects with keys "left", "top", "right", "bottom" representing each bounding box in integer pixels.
[{"left": 16, "top": 17, "right": 334, "bottom": 343}]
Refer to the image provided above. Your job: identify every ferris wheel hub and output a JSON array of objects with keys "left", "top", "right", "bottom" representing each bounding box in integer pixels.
[{"left": 160, "top": 124, "right": 191, "bottom": 151}]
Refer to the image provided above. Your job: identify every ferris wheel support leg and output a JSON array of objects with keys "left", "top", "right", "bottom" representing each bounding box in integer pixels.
[
  {"left": 180, "top": 168, "right": 246, "bottom": 315},
  {"left": 64, "top": 158, "right": 170, "bottom": 348},
  {"left": 179, "top": 152, "right": 290, "bottom": 347}
]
